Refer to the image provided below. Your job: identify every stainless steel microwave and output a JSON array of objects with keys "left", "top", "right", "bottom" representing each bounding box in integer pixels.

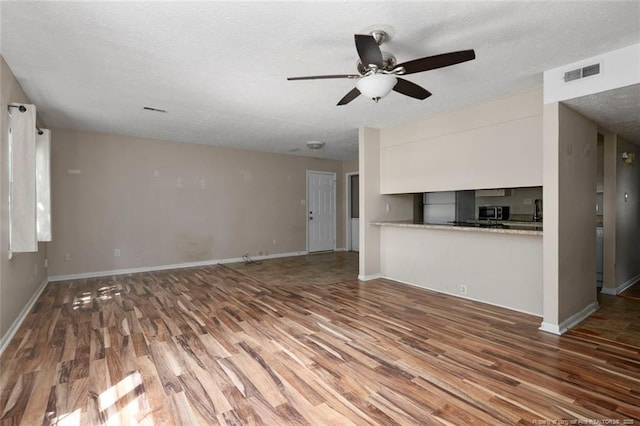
[{"left": 478, "top": 206, "right": 510, "bottom": 220}]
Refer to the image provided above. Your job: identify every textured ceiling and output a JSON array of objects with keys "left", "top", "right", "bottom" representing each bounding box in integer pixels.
[
  {"left": 1, "top": 1, "right": 639, "bottom": 160},
  {"left": 565, "top": 84, "right": 640, "bottom": 145}
]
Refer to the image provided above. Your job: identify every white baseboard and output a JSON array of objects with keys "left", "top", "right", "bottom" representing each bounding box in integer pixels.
[
  {"left": 48, "top": 251, "right": 308, "bottom": 282},
  {"left": 539, "top": 301, "right": 599, "bottom": 335},
  {"left": 358, "top": 273, "right": 382, "bottom": 281},
  {"left": 384, "top": 275, "right": 542, "bottom": 317},
  {"left": 538, "top": 322, "right": 562, "bottom": 335},
  {"left": 218, "top": 251, "right": 308, "bottom": 264},
  {"left": 0, "top": 278, "right": 49, "bottom": 356},
  {"left": 600, "top": 272, "right": 640, "bottom": 295}
]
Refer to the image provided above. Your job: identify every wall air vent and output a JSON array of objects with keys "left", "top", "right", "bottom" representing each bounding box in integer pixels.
[
  {"left": 581, "top": 63, "right": 600, "bottom": 78},
  {"left": 564, "top": 69, "right": 582, "bottom": 82},
  {"left": 563, "top": 63, "right": 601, "bottom": 82}
]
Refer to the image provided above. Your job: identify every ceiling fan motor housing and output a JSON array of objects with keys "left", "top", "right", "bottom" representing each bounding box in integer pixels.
[{"left": 357, "top": 51, "right": 397, "bottom": 75}]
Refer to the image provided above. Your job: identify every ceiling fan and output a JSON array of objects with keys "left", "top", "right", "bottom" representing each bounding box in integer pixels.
[{"left": 287, "top": 30, "right": 475, "bottom": 106}]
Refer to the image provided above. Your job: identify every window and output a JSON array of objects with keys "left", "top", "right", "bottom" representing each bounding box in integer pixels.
[{"left": 36, "top": 129, "right": 51, "bottom": 242}]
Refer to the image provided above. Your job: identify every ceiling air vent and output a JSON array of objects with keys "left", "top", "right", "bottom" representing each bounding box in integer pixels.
[
  {"left": 143, "top": 106, "right": 167, "bottom": 113},
  {"left": 563, "top": 63, "right": 601, "bottom": 82}
]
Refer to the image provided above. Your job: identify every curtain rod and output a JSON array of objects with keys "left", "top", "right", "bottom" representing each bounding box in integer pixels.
[{"left": 8, "top": 104, "right": 44, "bottom": 135}]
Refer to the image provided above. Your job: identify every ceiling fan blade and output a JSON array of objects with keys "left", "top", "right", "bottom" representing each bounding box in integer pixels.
[
  {"left": 287, "top": 74, "right": 360, "bottom": 81},
  {"left": 397, "top": 50, "right": 476, "bottom": 75},
  {"left": 337, "top": 87, "right": 361, "bottom": 106},
  {"left": 355, "top": 34, "right": 383, "bottom": 68},
  {"left": 393, "top": 78, "right": 432, "bottom": 100}
]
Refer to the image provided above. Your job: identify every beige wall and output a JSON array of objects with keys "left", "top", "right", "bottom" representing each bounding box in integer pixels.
[
  {"left": 359, "top": 128, "right": 382, "bottom": 279},
  {"left": 342, "top": 160, "right": 358, "bottom": 175},
  {"left": 379, "top": 87, "right": 543, "bottom": 194},
  {"left": 615, "top": 136, "right": 640, "bottom": 289},
  {"left": 557, "top": 104, "right": 598, "bottom": 322},
  {"left": 542, "top": 103, "right": 561, "bottom": 325},
  {"left": 543, "top": 102, "right": 598, "bottom": 330},
  {"left": 49, "top": 129, "right": 348, "bottom": 277},
  {"left": 0, "top": 57, "right": 48, "bottom": 339},
  {"left": 358, "top": 127, "right": 413, "bottom": 279}
]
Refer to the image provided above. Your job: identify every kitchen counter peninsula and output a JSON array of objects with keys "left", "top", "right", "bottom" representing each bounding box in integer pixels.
[
  {"left": 371, "top": 219, "right": 543, "bottom": 315},
  {"left": 371, "top": 220, "right": 542, "bottom": 236}
]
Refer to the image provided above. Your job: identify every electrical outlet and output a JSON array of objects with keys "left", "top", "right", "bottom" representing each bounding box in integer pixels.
[
  {"left": 386, "top": 203, "right": 390, "bottom": 212},
  {"left": 272, "top": 238, "right": 277, "bottom": 245},
  {"left": 114, "top": 249, "right": 121, "bottom": 257},
  {"left": 301, "top": 199, "right": 306, "bottom": 206},
  {"left": 460, "top": 284, "right": 468, "bottom": 295},
  {"left": 44, "top": 258, "right": 48, "bottom": 268},
  {"left": 64, "top": 253, "right": 71, "bottom": 261}
]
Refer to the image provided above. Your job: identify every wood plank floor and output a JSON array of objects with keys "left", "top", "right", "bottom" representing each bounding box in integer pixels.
[
  {"left": 572, "top": 292, "right": 640, "bottom": 347},
  {"left": 225, "top": 252, "right": 358, "bottom": 286},
  {"left": 1, "top": 261, "right": 639, "bottom": 425},
  {"left": 621, "top": 280, "right": 640, "bottom": 301}
]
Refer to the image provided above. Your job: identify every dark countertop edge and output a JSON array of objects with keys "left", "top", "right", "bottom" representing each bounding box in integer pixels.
[{"left": 371, "top": 220, "right": 543, "bottom": 236}]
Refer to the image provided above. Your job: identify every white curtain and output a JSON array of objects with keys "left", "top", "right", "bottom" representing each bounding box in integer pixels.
[
  {"left": 8, "top": 103, "right": 38, "bottom": 253},
  {"left": 36, "top": 129, "right": 51, "bottom": 242}
]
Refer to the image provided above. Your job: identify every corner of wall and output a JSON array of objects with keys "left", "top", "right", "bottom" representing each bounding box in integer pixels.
[
  {"left": 358, "top": 127, "right": 382, "bottom": 278},
  {"left": 0, "top": 57, "right": 49, "bottom": 340},
  {"left": 544, "top": 103, "right": 598, "bottom": 329},
  {"left": 542, "top": 102, "right": 560, "bottom": 327}
]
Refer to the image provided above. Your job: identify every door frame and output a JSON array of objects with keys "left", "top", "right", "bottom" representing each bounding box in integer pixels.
[
  {"left": 345, "top": 172, "right": 359, "bottom": 251},
  {"left": 306, "top": 170, "right": 337, "bottom": 253}
]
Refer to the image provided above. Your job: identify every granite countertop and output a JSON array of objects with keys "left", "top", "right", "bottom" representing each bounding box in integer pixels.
[{"left": 371, "top": 220, "right": 543, "bottom": 236}]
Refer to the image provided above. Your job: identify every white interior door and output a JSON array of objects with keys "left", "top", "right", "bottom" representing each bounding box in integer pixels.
[{"left": 307, "top": 171, "right": 336, "bottom": 252}]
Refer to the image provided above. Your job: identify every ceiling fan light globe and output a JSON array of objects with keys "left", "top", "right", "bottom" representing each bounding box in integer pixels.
[{"left": 356, "top": 74, "right": 397, "bottom": 101}]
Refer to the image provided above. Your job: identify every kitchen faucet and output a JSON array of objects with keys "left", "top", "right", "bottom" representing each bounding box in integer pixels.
[{"left": 533, "top": 199, "right": 542, "bottom": 222}]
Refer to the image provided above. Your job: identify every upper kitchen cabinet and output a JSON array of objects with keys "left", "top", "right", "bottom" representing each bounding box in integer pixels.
[{"left": 379, "top": 88, "right": 543, "bottom": 194}]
